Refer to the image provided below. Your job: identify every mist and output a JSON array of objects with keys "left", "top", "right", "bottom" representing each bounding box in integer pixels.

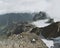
[
  {"left": 46, "top": 0, "right": 60, "bottom": 22},
  {"left": 0, "top": 0, "right": 50, "bottom": 14}
]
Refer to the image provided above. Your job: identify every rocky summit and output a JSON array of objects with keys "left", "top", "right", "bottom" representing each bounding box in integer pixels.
[
  {"left": 0, "top": 32, "right": 48, "bottom": 48},
  {"left": 0, "top": 22, "right": 48, "bottom": 48}
]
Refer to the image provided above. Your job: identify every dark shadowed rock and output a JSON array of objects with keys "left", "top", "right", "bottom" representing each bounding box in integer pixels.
[
  {"left": 41, "top": 22, "right": 60, "bottom": 39},
  {"left": 45, "top": 18, "right": 54, "bottom": 23},
  {"left": 30, "top": 27, "right": 42, "bottom": 35}
]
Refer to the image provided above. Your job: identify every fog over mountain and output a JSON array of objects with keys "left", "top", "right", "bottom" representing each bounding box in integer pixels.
[
  {"left": 0, "top": 0, "right": 60, "bottom": 22},
  {"left": 0, "top": 0, "right": 50, "bottom": 14}
]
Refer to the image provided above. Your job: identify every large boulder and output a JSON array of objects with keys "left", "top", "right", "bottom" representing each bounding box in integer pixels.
[{"left": 41, "top": 22, "right": 60, "bottom": 39}]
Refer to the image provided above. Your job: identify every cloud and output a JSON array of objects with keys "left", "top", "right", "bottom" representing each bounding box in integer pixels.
[
  {"left": 0, "top": 0, "right": 50, "bottom": 14},
  {"left": 46, "top": 0, "right": 60, "bottom": 21}
]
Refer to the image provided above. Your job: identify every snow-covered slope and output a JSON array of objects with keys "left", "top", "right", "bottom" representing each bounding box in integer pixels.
[
  {"left": 39, "top": 33, "right": 54, "bottom": 48},
  {"left": 41, "top": 39, "right": 54, "bottom": 48},
  {"left": 31, "top": 19, "right": 50, "bottom": 27}
]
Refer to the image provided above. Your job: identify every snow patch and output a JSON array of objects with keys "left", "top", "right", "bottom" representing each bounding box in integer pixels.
[
  {"left": 31, "top": 19, "right": 50, "bottom": 27},
  {"left": 41, "top": 39, "right": 54, "bottom": 48}
]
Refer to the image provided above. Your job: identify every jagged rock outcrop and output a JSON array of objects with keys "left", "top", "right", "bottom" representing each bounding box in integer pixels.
[
  {"left": 33, "top": 11, "right": 49, "bottom": 21},
  {"left": 41, "top": 22, "right": 60, "bottom": 39}
]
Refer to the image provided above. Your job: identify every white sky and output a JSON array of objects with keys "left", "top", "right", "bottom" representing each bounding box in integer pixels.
[
  {"left": 46, "top": 0, "right": 60, "bottom": 21},
  {"left": 0, "top": 0, "right": 51, "bottom": 14}
]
